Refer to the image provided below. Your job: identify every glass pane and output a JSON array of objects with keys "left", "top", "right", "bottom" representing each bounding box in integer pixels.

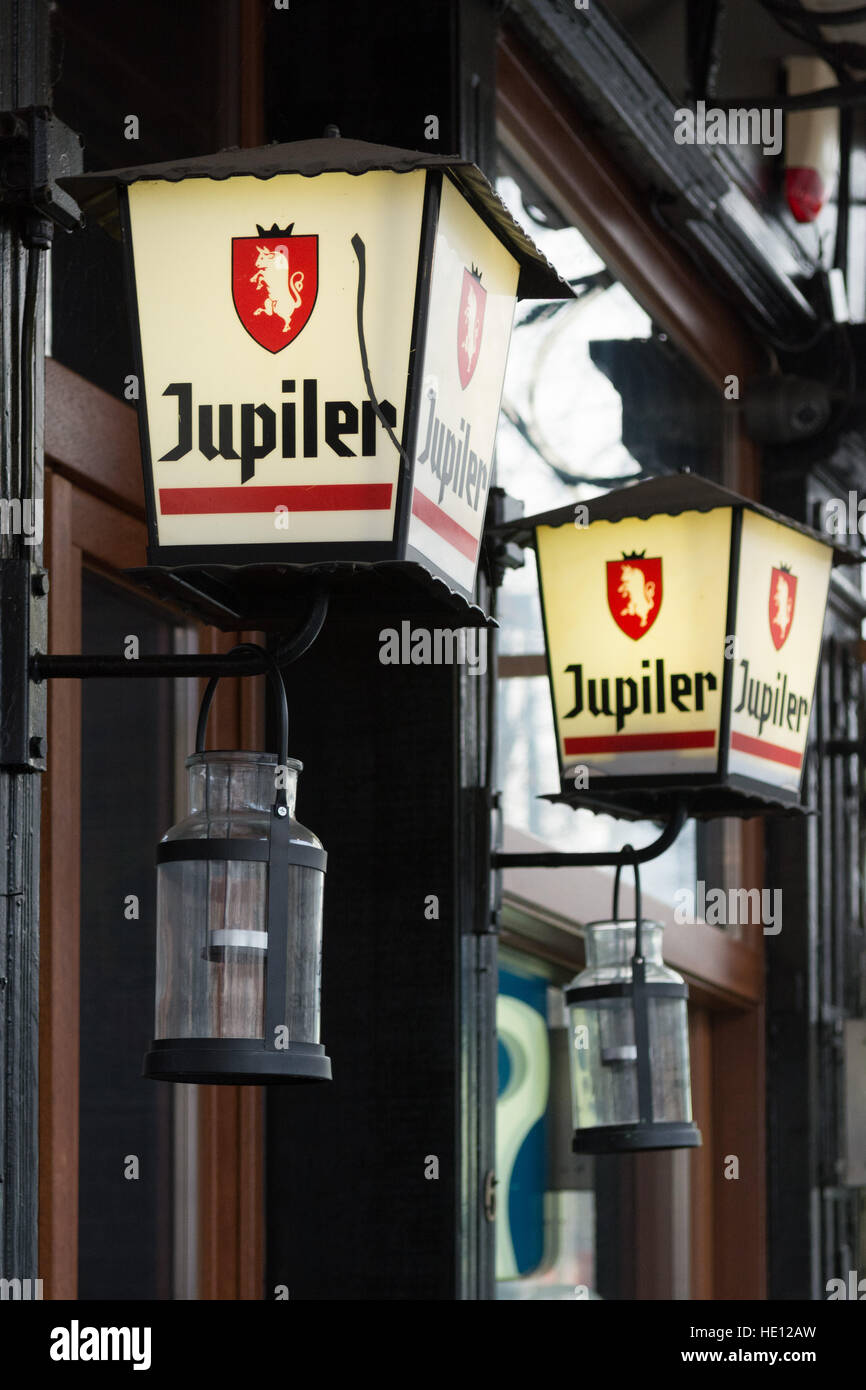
[
  {"left": 495, "top": 163, "right": 696, "bottom": 905},
  {"left": 156, "top": 859, "right": 268, "bottom": 1040}
]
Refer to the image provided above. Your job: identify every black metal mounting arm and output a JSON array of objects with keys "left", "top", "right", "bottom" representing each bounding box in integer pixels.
[
  {"left": 29, "top": 591, "right": 328, "bottom": 683},
  {"left": 491, "top": 797, "right": 688, "bottom": 871},
  {"left": 0, "top": 107, "right": 83, "bottom": 233}
]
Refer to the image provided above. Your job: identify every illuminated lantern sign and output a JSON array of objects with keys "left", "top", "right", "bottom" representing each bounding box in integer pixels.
[
  {"left": 65, "top": 139, "right": 569, "bottom": 616},
  {"left": 517, "top": 475, "right": 859, "bottom": 818}
]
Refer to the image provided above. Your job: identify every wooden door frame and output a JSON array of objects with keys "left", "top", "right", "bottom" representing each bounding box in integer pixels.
[{"left": 39, "top": 358, "right": 264, "bottom": 1298}]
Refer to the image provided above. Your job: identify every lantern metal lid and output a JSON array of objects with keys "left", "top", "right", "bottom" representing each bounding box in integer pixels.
[
  {"left": 492, "top": 472, "right": 863, "bottom": 821},
  {"left": 490, "top": 471, "right": 865, "bottom": 557},
  {"left": 61, "top": 137, "right": 573, "bottom": 628},
  {"left": 61, "top": 136, "right": 570, "bottom": 300}
]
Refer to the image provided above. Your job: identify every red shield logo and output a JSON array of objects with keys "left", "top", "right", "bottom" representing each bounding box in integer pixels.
[
  {"left": 457, "top": 266, "right": 486, "bottom": 389},
  {"left": 606, "top": 555, "right": 662, "bottom": 640},
  {"left": 769, "top": 566, "right": 797, "bottom": 650},
  {"left": 232, "top": 225, "right": 318, "bottom": 353}
]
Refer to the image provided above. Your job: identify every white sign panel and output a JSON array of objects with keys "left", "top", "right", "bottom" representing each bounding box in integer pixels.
[
  {"left": 128, "top": 171, "right": 426, "bottom": 550},
  {"left": 407, "top": 176, "right": 519, "bottom": 596},
  {"left": 537, "top": 510, "right": 732, "bottom": 781},
  {"left": 727, "top": 509, "right": 832, "bottom": 792}
]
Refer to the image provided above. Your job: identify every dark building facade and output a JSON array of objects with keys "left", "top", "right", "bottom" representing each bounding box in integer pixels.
[{"left": 1, "top": 0, "right": 865, "bottom": 1306}]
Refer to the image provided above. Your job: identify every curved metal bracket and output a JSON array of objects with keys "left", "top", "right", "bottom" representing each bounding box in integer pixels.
[
  {"left": 29, "top": 590, "right": 328, "bottom": 682},
  {"left": 491, "top": 797, "right": 688, "bottom": 870},
  {"left": 272, "top": 589, "right": 328, "bottom": 669}
]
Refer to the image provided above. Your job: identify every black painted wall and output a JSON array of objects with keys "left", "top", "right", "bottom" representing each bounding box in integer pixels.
[
  {"left": 264, "top": 0, "right": 498, "bottom": 175},
  {"left": 78, "top": 574, "right": 175, "bottom": 1299},
  {"left": 266, "top": 605, "right": 459, "bottom": 1300},
  {"left": 51, "top": 0, "right": 247, "bottom": 401}
]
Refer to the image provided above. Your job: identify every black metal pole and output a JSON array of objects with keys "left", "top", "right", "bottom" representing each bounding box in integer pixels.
[
  {"left": 32, "top": 652, "right": 283, "bottom": 679},
  {"left": 0, "top": 0, "right": 49, "bottom": 1289}
]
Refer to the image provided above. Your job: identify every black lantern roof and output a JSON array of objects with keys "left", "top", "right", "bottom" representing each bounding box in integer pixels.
[
  {"left": 491, "top": 471, "right": 864, "bottom": 566},
  {"left": 123, "top": 559, "right": 498, "bottom": 632},
  {"left": 60, "top": 135, "right": 573, "bottom": 303}
]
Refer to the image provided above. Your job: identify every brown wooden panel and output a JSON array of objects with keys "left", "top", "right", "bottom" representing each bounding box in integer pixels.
[
  {"left": 239, "top": 0, "right": 265, "bottom": 148},
  {"left": 499, "top": 654, "right": 547, "bottom": 678},
  {"left": 197, "top": 622, "right": 243, "bottom": 1300},
  {"left": 631, "top": 1008, "right": 718, "bottom": 1300},
  {"left": 496, "top": 30, "right": 762, "bottom": 391},
  {"left": 197, "top": 625, "right": 265, "bottom": 1299},
  {"left": 688, "top": 1006, "right": 715, "bottom": 1301},
  {"left": 40, "top": 463, "right": 265, "bottom": 1299},
  {"left": 45, "top": 357, "right": 144, "bottom": 517},
  {"left": 39, "top": 470, "right": 83, "bottom": 1299},
  {"left": 239, "top": 621, "right": 265, "bottom": 1299},
  {"left": 663, "top": 919, "right": 763, "bottom": 1009},
  {"left": 633, "top": 1150, "right": 676, "bottom": 1300},
  {"left": 712, "top": 1002, "right": 767, "bottom": 1299},
  {"left": 238, "top": 1087, "right": 265, "bottom": 1299},
  {"left": 70, "top": 485, "right": 148, "bottom": 572},
  {"left": 198, "top": 1085, "right": 241, "bottom": 1300}
]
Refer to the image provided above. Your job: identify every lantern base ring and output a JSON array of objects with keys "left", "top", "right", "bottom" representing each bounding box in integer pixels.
[
  {"left": 572, "top": 1121, "right": 702, "bottom": 1153},
  {"left": 143, "top": 1037, "right": 332, "bottom": 1085}
]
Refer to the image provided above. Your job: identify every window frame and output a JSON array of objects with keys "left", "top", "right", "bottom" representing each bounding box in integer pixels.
[
  {"left": 494, "top": 23, "right": 769, "bottom": 1300},
  {"left": 40, "top": 360, "right": 265, "bottom": 1299}
]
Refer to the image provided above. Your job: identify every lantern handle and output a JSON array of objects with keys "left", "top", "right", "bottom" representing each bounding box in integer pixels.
[
  {"left": 195, "top": 642, "right": 289, "bottom": 770},
  {"left": 612, "top": 850, "right": 644, "bottom": 962}
]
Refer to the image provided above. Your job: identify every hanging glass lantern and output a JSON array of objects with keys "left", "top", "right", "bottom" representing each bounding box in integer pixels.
[
  {"left": 565, "top": 859, "right": 699, "bottom": 1152},
  {"left": 144, "top": 650, "right": 331, "bottom": 1084}
]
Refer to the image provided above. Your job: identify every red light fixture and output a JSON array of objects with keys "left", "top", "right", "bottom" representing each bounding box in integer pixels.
[
  {"left": 784, "top": 56, "right": 838, "bottom": 225},
  {"left": 785, "top": 165, "right": 826, "bottom": 223}
]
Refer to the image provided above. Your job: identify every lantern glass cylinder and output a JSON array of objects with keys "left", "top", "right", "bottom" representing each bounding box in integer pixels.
[
  {"left": 567, "top": 921, "right": 693, "bottom": 1132},
  {"left": 154, "top": 752, "right": 323, "bottom": 1045}
]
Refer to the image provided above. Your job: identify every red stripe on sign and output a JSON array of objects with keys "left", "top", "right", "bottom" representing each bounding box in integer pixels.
[
  {"left": 411, "top": 490, "right": 478, "bottom": 561},
  {"left": 158, "top": 484, "right": 393, "bottom": 515},
  {"left": 730, "top": 730, "right": 802, "bottom": 770},
  {"left": 564, "top": 731, "right": 717, "bottom": 755}
]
